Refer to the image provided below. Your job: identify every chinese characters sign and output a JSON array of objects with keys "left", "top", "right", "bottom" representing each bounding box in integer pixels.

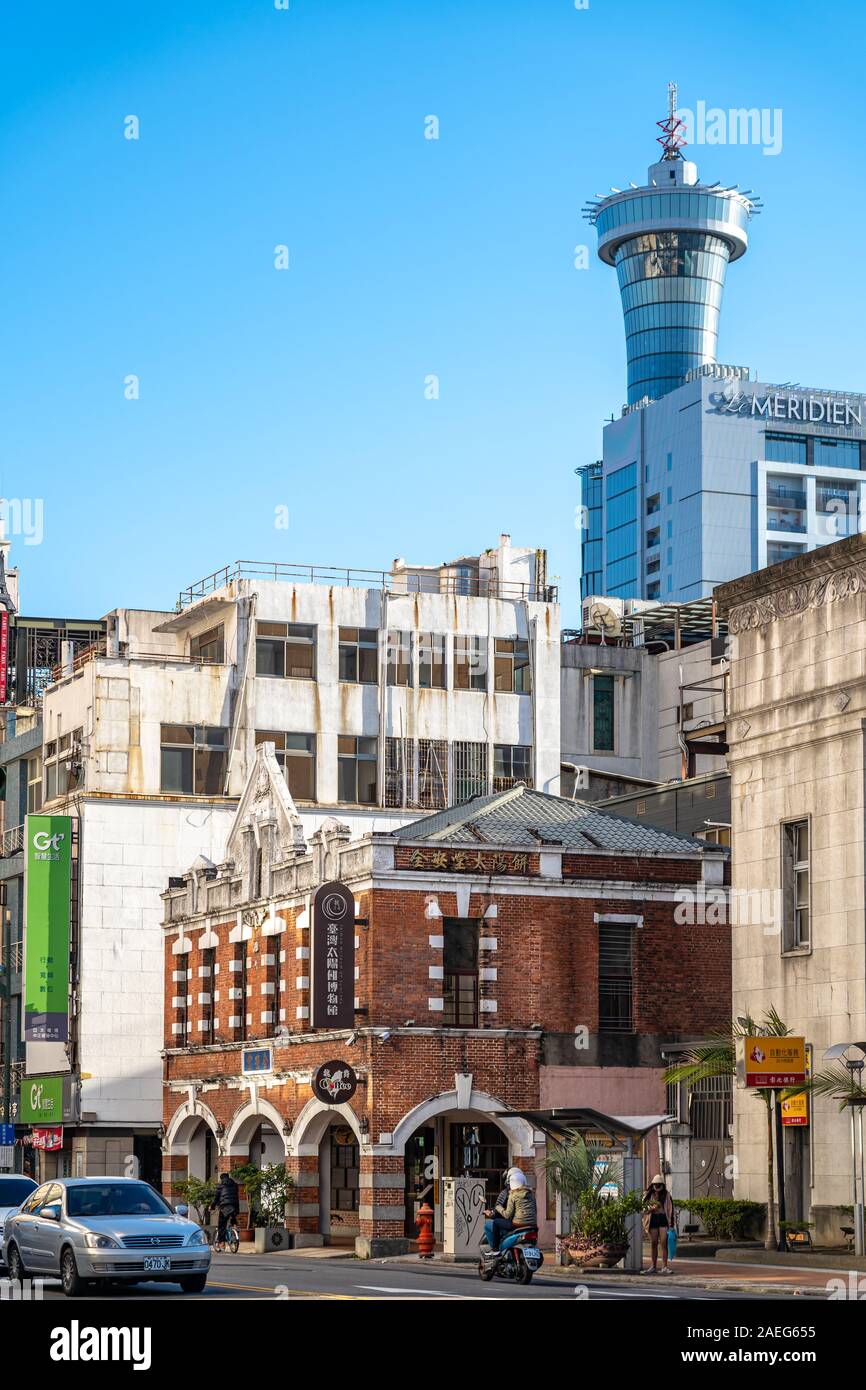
[
  {"left": 396, "top": 848, "right": 536, "bottom": 875},
  {"left": 311, "top": 1060, "right": 358, "bottom": 1106},
  {"left": 311, "top": 881, "right": 355, "bottom": 1030},
  {"left": 19, "top": 1076, "right": 64, "bottom": 1124},
  {"left": 737, "top": 1036, "right": 806, "bottom": 1089},
  {"left": 24, "top": 815, "right": 74, "bottom": 1042},
  {"left": 0, "top": 610, "right": 8, "bottom": 704}
]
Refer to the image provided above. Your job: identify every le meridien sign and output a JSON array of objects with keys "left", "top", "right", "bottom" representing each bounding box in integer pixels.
[{"left": 712, "top": 388, "right": 863, "bottom": 428}]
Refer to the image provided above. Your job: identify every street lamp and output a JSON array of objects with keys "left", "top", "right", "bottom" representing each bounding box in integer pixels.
[{"left": 824, "top": 1042, "right": 866, "bottom": 1256}]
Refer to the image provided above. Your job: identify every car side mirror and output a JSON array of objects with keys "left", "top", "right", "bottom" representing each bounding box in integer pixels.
[
  {"left": 42, "top": 1206, "right": 61, "bottom": 1221},
  {"left": 175, "top": 1204, "right": 189, "bottom": 1217}
]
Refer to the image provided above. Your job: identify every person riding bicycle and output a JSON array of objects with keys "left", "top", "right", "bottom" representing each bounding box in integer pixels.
[{"left": 212, "top": 1172, "right": 240, "bottom": 1246}]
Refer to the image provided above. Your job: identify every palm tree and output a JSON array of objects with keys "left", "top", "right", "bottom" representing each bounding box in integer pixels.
[{"left": 663, "top": 1007, "right": 792, "bottom": 1251}]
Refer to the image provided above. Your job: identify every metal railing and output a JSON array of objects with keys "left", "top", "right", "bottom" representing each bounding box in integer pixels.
[
  {"left": 177, "top": 561, "right": 557, "bottom": 609},
  {"left": 0, "top": 824, "right": 24, "bottom": 857}
]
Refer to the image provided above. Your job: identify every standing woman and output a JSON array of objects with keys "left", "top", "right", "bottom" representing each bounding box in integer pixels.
[{"left": 640, "top": 1174, "right": 675, "bottom": 1274}]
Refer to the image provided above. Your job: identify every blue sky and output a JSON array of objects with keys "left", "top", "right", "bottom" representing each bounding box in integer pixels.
[{"left": 3, "top": 0, "right": 865, "bottom": 626}]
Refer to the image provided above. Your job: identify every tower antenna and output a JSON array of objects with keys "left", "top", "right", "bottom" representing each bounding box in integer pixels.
[{"left": 656, "top": 80, "right": 686, "bottom": 159}]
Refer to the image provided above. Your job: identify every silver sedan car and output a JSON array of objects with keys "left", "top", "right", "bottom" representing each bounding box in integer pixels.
[{"left": 3, "top": 1176, "right": 211, "bottom": 1296}]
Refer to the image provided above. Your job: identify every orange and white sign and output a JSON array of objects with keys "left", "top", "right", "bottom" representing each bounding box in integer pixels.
[{"left": 738, "top": 1036, "right": 806, "bottom": 1088}]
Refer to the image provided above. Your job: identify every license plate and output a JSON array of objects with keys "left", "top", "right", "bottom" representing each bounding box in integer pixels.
[
  {"left": 522, "top": 1247, "right": 541, "bottom": 1262},
  {"left": 143, "top": 1256, "right": 170, "bottom": 1272}
]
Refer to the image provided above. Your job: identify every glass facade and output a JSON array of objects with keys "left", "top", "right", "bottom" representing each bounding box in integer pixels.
[
  {"left": 614, "top": 231, "right": 731, "bottom": 403},
  {"left": 578, "top": 461, "right": 604, "bottom": 602},
  {"left": 605, "top": 462, "right": 638, "bottom": 597}
]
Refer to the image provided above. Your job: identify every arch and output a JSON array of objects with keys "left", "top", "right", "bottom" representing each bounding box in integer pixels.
[
  {"left": 389, "top": 1089, "right": 537, "bottom": 1157},
  {"left": 289, "top": 1098, "right": 364, "bottom": 1157},
  {"left": 165, "top": 1098, "right": 222, "bottom": 1155},
  {"left": 224, "top": 1096, "right": 290, "bottom": 1157}
]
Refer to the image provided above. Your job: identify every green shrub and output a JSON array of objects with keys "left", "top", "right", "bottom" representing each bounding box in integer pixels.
[
  {"left": 173, "top": 1176, "right": 216, "bottom": 1225},
  {"left": 675, "top": 1197, "right": 765, "bottom": 1240}
]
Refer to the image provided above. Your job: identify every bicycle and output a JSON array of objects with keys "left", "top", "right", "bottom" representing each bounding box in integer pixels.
[{"left": 206, "top": 1214, "right": 240, "bottom": 1254}]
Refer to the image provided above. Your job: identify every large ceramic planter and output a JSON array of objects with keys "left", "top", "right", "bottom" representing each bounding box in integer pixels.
[
  {"left": 560, "top": 1239, "right": 628, "bottom": 1269},
  {"left": 254, "top": 1226, "right": 292, "bottom": 1252}
]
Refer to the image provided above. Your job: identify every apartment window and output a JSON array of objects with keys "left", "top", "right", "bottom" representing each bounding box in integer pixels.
[
  {"left": 41, "top": 727, "right": 83, "bottom": 801},
  {"left": 493, "top": 638, "right": 531, "bottom": 694},
  {"left": 339, "top": 627, "right": 378, "bottom": 684},
  {"left": 646, "top": 493, "right": 660, "bottom": 515},
  {"left": 338, "top": 735, "right": 378, "bottom": 804},
  {"left": 190, "top": 625, "right": 225, "bottom": 664},
  {"left": 767, "top": 541, "right": 806, "bottom": 567},
  {"left": 26, "top": 755, "right": 43, "bottom": 814},
  {"left": 418, "top": 632, "right": 446, "bottom": 689},
  {"left": 598, "top": 922, "right": 635, "bottom": 1032},
  {"left": 782, "top": 820, "right": 810, "bottom": 951},
  {"left": 646, "top": 556, "right": 660, "bottom": 576},
  {"left": 255, "top": 622, "right": 316, "bottom": 679},
  {"left": 592, "top": 674, "right": 615, "bottom": 752},
  {"left": 385, "top": 736, "right": 412, "bottom": 808},
  {"left": 201, "top": 947, "right": 216, "bottom": 1044},
  {"left": 493, "top": 744, "right": 531, "bottom": 790},
  {"left": 418, "top": 738, "right": 448, "bottom": 809},
  {"left": 454, "top": 636, "right": 487, "bottom": 692},
  {"left": 453, "top": 740, "right": 487, "bottom": 802},
  {"left": 255, "top": 731, "right": 316, "bottom": 802},
  {"left": 646, "top": 526, "right": 660, "bottom": 550},
  {"left": 442, "top": 919, "right": 478, "bottom": 1027},
  {"left": 646, "top": 581, "right": 661, "bottom": 600},
  {"left": 160, "top": 725, "right": 227, "bottom": 796},
  {"left": 386, "top": 630, "right": 412, "bottom": 687}
]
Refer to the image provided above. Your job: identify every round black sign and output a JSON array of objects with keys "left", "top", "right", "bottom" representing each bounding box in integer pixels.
[{"left": 312, "top": 1060, "right": 358, "bottom": 1106}]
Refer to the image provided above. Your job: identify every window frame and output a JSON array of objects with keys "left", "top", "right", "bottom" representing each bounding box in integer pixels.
[
  {"left": 386, "top": 630, "right": 412, "bottom": 688},
  {"left": 338, "top": 627, "right": 379, "bottom": 685},
  {"left": 418, "top": 632, "right": 447, "bottom": 689},
  {"left": 454, "top": 636, "right": 487, "bottom": 692},
  {"left": 442, "top": 918, "right": 479, "bottom": 1028},
  {"left": 190, "top": 624, "right": 225, "bottom": 664},
  {"left": 591, "top": 673, "right": 616, "bottom": 753},
  {"left": 781, "top": 818, "right": 811, "bottom": 953},
  {"left": 255, "top": 621, "right": 317, "bottom": 680},
  {"left": 337, "top": 734, "right": 378, "bottom": 804},
  {"left": 255, "top": 730, "right": 317, "bottom": 802},
  {"left": 160, "top": 724, "right": 228, "bottom": 797},
  {"left": 493, "top": 638, "right": 531, "bottom": 695}
]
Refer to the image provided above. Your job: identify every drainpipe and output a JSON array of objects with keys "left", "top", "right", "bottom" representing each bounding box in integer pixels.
[{"left": 223, "top": 593, "right": 258, "bottom": 796}]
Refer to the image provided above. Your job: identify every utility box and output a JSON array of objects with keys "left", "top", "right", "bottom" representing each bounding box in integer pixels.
[{"left": 443, "top": 1176, "right": 486, "bottom": 1258}]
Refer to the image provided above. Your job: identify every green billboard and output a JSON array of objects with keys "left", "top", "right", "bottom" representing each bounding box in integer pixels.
[
  {"left": 24, "top": 814, "right": 73, "bottom": 1043},
  {"left": 19, "top": 1075, "right": 64, "bottom": 1124}
]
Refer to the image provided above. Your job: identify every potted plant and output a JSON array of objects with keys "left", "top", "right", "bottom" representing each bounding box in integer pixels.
[
  {"left": 173, "top": 1176, "right": 217, "bottom": 1236},
  {"left": 544, "top": 1132, "right": 643, "bottom": 1268},
  {"left": 230, "top": 1162, "right": 295, "bottom": 1249}
]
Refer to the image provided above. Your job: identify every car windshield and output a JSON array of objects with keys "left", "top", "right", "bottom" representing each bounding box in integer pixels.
[
  {"left": 66, "top": 1182, "right": 172, "bottom": 1218},
  {"left": 0, "top": 1178, "right": 38, "bottom": 1206}
]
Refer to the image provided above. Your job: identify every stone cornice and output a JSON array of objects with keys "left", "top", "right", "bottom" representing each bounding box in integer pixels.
[{"left": 717, "top": 535, "right": 866, "bottom": 633}]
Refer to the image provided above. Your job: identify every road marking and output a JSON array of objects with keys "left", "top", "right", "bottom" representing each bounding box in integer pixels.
[
  {"left": 356, "top": 1284, "right": 503, "bottom": 1299},
  {"left": 208, "top": 1281, "right": 367, "bottom": 1299}
]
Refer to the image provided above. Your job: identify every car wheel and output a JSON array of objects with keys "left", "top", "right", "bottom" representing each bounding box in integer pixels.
[
  {"left": 61, "top": 1247, "right": 87, "bottom": 1297},
  {"left": 7, "top": 1244, "right": 25, "bottom": 1284},
  {"left": 179, "top": 1273, "right": 208, "bottom": 1294}
]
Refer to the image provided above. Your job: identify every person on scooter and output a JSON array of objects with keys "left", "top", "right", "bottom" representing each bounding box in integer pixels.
[{"left": 482, "top": 1167, "right": 537, "bottom": 1252}]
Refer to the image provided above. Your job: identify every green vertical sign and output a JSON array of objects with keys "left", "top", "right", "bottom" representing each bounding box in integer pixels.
[
  {"left": 19, "top": 1075, "right": 64, "bottom": 1124},
  {"left": 24, "top": 814, "right": 73, "bottom": 1043}
]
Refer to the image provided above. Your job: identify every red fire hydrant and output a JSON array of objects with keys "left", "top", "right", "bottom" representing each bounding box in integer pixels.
[{"left": 416, "top": 1202, "right": 435, "bottom": 1259}]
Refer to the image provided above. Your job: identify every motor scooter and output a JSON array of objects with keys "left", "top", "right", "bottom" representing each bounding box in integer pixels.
[{"left": 478, "top": 1226, "right": 544, "bottom": 1285}]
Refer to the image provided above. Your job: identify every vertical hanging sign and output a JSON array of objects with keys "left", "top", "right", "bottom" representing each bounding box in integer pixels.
[
  {"left": 311, "top": 881, "right": 355, "bottom": 1029},
  {"left": 0, "top": 610, "right": 8, "bottom": 703},
  {"left": 24, "top": 815, "right": 73, "bottom": 1042}
]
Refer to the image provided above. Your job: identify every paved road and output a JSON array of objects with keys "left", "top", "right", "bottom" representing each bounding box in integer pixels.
[{"left": 32, "top": 1253, "right": 791, "bottom": 1301}]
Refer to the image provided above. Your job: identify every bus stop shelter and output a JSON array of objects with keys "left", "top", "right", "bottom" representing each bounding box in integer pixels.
[{"left": 495, "top": 1107, "right": 670, "bottom": 1272}]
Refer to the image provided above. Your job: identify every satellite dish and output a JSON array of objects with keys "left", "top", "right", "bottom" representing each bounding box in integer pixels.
[{"left": 589, "top": 602, "right": 622, "bottom": 642}]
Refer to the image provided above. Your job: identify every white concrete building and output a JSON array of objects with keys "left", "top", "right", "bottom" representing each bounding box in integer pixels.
[
  {"left": 31, "top": 537, "right": 559, "bottom": 1175},
  {"left": 718, "top": 535, "right": 866, "bottom": 1243}
]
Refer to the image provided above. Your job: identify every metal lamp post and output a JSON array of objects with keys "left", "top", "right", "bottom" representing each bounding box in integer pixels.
[{"left": 824, "top": 1043, "right": 866, "bottom": 1257}]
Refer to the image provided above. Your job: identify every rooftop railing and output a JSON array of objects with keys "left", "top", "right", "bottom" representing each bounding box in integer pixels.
[{"left": 176, "top": 560, "right": 557, "bottom": 610}]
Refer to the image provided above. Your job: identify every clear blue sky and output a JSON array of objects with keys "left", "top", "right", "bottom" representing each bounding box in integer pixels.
[{"left": 3, "top": 0, "right": 865, "bottom": 627}]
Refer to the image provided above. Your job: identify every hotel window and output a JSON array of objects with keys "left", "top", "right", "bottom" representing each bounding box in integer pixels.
[
  {"left": 493, "top": 744, "right": 531, "bottom": 790},
  {"left": 493, "top": 638, "right": 530, "bottom": 694},
  {"left": 606, "top": 462, "right": 638, "bottom": 598},
  {"left": 646, "top": 526, "right": 660, "bottom": 550},
  {"left": 190, "top": 624, "right": 225, "bottom": 664},
  {"left": 255, "top": 622, "right": 316, "bottom": 680},
  {"left": 418, "top": 632, "right": 446, "bottom": 689},
  {"left": 338, "top": 735, "right": 378, "bottom": 804},
  {"left": 339, "top": 628, "right": 378, "bottom": 684},
  {"left": 386, "top": 630, "right": 412, "bottom": 687},
  {"left": 454, "top": 636, "right": 487, "bottom": 692},
  {"left": 255, "top": 731, "right": 316, "bottom": 802},
  {"left": 26, "top": 755, "right": 43, "bottom": 814},
  {"left": 598, "top": 922, "right": 635, "bottom": 1032},
  {"left": 442, "top": 919, "right": 478, "bottom": 1028},
  {"left": 814, "top": 437, "right": 862, "bottom": 471},
  {"left": 646, "top": 493, "right": 660, "bottom": 515},
  {"left": 767, "top": 541, "right": 806, "bottom": 567},
  {"left": 781, "top": 819, "right": 810, "bottom": 951},
  {"left": 816, "top": 481, "right": 858, "bottom": 539},
  {"left": 592, "top": 674, "right": 615, "bottom": 752},
  {"left": 160, "top": 725, "right": 227, "bottom": 796},
  {"left": 765, "top": 433, "right": 807, "bottom": 467}
]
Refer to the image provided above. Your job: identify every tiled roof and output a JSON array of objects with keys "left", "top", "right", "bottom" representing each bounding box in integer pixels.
[{"left": 391, "top": 784, "right": 720, "bottom": 856}]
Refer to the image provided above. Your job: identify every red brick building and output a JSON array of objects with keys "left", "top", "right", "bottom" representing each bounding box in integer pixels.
[{"left": 161, "top": 743, "right": 730, "bottom": 1254}]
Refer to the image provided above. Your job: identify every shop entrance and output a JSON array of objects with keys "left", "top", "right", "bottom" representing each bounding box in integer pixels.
[
  {"left": 402, "top": 1114, "right": 511, "bottom": 1239},
  {"left": 319, "top": 1122, "right": 360, "bottom": 1244}
]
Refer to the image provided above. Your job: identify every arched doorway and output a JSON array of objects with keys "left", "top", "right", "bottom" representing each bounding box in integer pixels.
[{"left": 290, "top": 1100, "right": 364, "bottom": 1245}]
